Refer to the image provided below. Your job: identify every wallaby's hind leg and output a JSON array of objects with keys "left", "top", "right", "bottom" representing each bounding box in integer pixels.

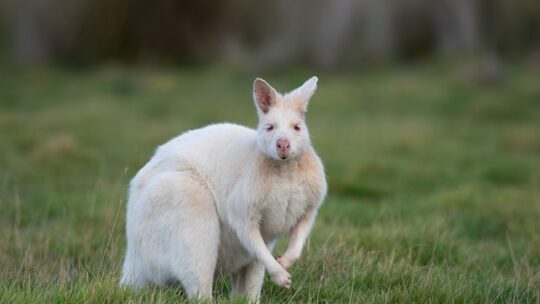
[
  {"left": 145, "top": 170, "right": 220, "bottom": 301},
  {"left": 232, "top": 242, "right": 274, "bottom": 303},
  {"left": 232, "top": 261, "right": 266, "bottom": 303}
]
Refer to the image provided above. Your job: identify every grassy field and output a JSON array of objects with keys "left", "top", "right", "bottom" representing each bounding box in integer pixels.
[{"left": 1, "top": 64, "right": 539, "bottom": 303}]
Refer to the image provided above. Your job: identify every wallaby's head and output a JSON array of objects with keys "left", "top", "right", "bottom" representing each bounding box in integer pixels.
[{"left": 253, "top": 76, "right": 318, "bottom": 161}]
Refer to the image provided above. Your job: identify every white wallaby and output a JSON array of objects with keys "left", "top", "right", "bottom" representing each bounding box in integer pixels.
[{"left": 121, "top": 76, "right": 327, "bottom": 302}]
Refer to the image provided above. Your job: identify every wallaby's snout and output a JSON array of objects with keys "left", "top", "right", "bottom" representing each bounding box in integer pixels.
[{"left": 277, "top": 138, "right": 291, "bottom": 159}]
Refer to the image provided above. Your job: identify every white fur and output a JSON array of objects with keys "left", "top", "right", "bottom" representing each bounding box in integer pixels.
[{"left": 121, "top": 77, "right": 327, "bottom": 302}]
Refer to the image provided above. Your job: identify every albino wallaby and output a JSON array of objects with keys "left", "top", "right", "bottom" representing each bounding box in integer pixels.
[{"left": 121, "top": 77, "right": 327, "bottom": 302}]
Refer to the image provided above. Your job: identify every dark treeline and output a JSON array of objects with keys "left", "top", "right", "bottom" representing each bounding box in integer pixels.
[{"left": 2, "top": 0, "right": 540, "bottom": 68}]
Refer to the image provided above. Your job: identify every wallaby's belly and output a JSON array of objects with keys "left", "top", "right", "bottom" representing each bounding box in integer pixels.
[{"left": 214, "top": 175, "right": 319, "bottom": 273}]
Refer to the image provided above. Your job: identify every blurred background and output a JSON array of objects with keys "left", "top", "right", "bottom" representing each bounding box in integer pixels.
[
  {"left": 1, "top": 0, "right": 540, "bottom": 302},
  {"left": 2, "top": 0, "right": 540, "bottom": 70}
]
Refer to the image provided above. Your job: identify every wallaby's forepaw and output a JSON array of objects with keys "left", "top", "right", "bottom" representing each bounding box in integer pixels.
[
  {"left": 276, "top": 255, "right": 294, "bottom": 270},
  {"left": 271, "top": 267, "right": 291, "bottom": 289},
  {"left": 277, "top": 251, "right": 300, "bottom": 270}
]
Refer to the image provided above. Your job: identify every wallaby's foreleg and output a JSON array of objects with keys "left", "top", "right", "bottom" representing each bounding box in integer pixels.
[
  {"left": 232, "top": 218, "right": 291, "bottom": 288},
  {"left": 277, "top": 209, "right": 318, "bottom": 270}
]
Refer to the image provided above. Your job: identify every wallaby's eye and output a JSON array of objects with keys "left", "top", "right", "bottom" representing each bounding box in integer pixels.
[
  {"left": 294, "top": 124, "right": 301, "bottom": 131},
  {"left": 266, "top": 124, "right": 274, "bottom": 132}
]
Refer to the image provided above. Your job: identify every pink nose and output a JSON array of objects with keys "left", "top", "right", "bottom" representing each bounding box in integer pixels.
[{"left": 276, "top": 139, "right": 291, "bottom": 159}]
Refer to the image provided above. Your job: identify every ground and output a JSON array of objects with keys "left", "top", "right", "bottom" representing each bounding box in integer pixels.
[{"left": 0, "top": 63, "right": 539, "bottom": 303}]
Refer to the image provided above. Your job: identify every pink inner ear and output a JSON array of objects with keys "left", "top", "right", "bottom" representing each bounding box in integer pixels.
[
  {"left": 260, "top": 94, "right": 272, "bottom": 113},
  {"left": 255, "top": 82, "right": 274, "bottom": 113}
]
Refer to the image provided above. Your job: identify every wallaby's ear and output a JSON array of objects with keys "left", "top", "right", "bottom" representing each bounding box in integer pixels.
[
  {"left": 290, "top": 76, "right": 318, "bottom": 113},
  {"left": 298, "top": 76, "right": 318, "bottom": 101},
  {"left": 253, "top": 78, "right": 277, "bottom": 114}
]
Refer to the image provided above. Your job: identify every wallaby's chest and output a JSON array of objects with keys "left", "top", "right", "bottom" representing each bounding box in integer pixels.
[{"left": 259, "top": 176, "right": 319, "bottom": 239}]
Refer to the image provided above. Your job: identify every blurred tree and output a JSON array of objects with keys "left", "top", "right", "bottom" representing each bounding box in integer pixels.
[
  {"left": 434, "top": 0, "right": 479, "bottom": 55},
  {"left": 11, "top": 0, "right": 52, "bottom": 64}
]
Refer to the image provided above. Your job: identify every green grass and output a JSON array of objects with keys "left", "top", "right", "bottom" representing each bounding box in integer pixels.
[{"left": 1, "top": 64, "right": 539, "bottom": 303}]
